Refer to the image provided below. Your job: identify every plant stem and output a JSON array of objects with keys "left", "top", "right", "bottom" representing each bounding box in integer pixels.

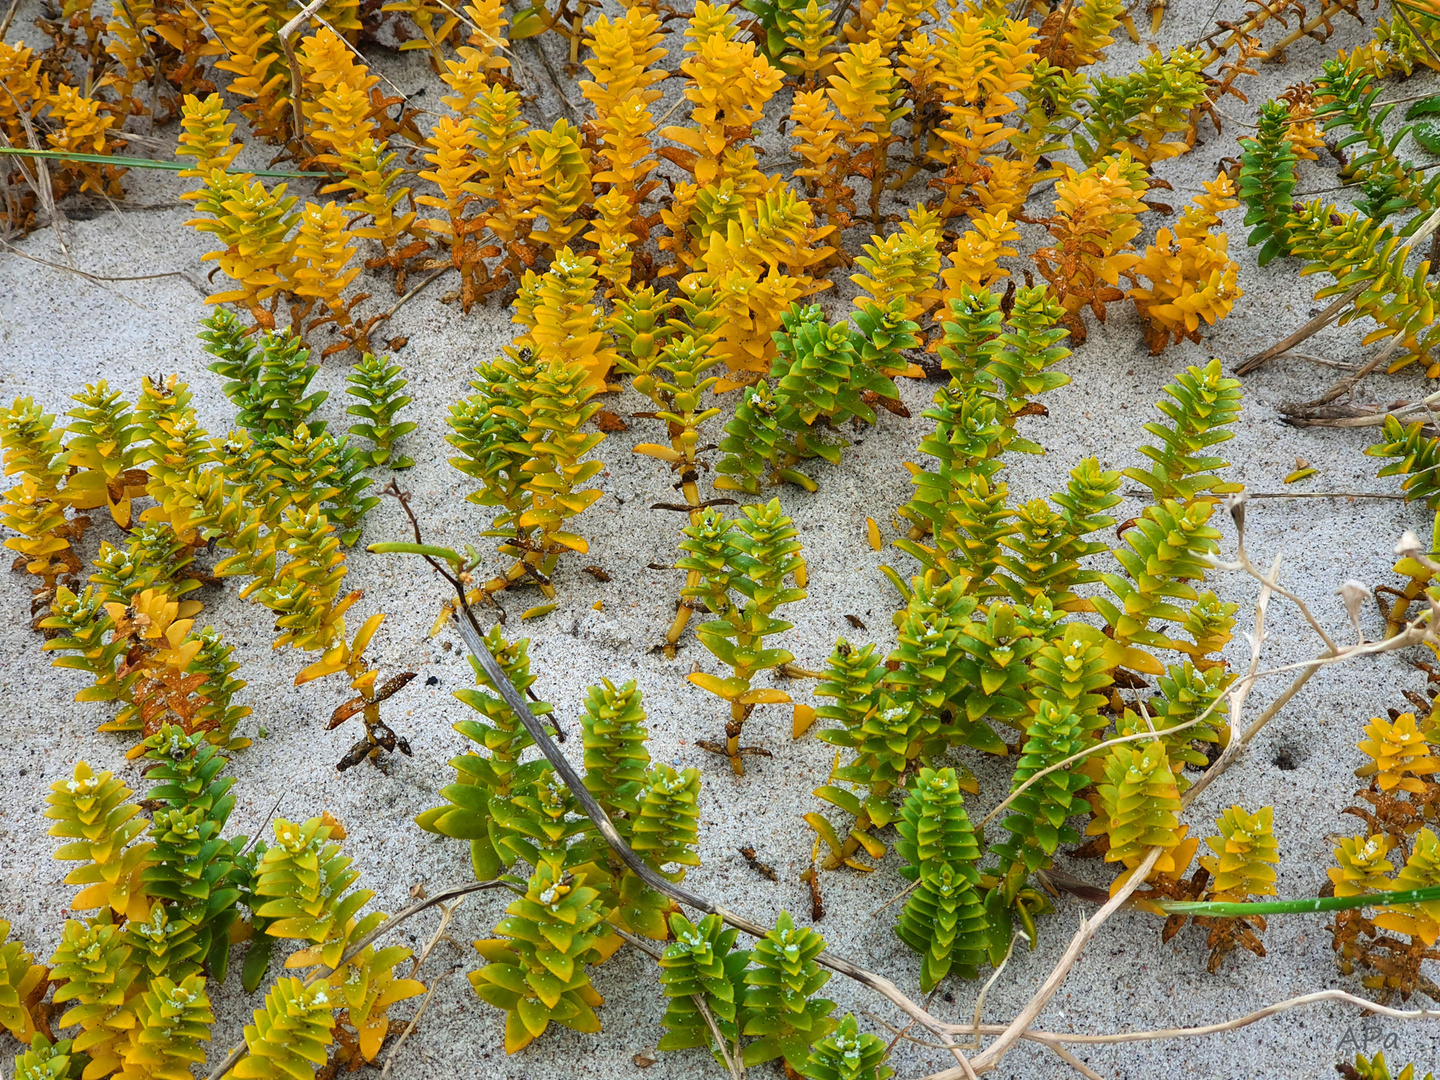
[
  {"left": 1162, "top": 883, "right": 1440, "bottom": 918},
  {"left": 0, "top": 147, "right": 327, "bottom": 177}
]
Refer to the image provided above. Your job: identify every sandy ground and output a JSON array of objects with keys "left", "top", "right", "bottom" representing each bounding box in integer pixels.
[{"left": 5, "top": 2, "right": 1440, "bottom": 1078}]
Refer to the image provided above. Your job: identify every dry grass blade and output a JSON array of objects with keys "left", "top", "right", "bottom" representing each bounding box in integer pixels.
[
  {"left": 114, "top": 0, "right": 168, "bottom": 135},
  {"left": 1235, "top": 281, "right": 1367, "bottom": 376},
  {"left": 0, "top": 87, "right": 68, "bottom": 263},
  {"left": 0, "top": 0, "right": 21, "bottom": 39},
  {"left": 0, "top": 241, "right": 148, "bottom": 307},
  {"left": 524, "top": 35, "right": 583, "bottom": 124},
  {"left": 1281, "top": 386, "right": 1440, "bottom": 429},
  {"left": 972, "top": 989, "right": 1440, "bottom": 1045},
  {"left": 1282, "top": 334, "right": 1409, "bottom": 412},
  {"left": 1046, "top": 1045, "right": 1106, "bottom": 1080},
  {"left": 235, "top": 791, "right": 286, "bottom": 856},
  {"left": 0, "top": 240, "right": 192, "bottom": 284},
  {"left": 429, "top": 0, "right": 540, "bottom": 93},
  {"left": 278, "top": 0, "right": 328, "bottom": 157},
  {"left": 1240, "top": 204, "right": 1440, "bottom": 376},
  {"left": 890, "top": 989, "right": 1440, "bottom": 1048},
  {"left": 377, "top": 970, "right": 453, "bottom": 1080},
  {"left": 376, "top": 266, "right": 450, "bottom": 323}
]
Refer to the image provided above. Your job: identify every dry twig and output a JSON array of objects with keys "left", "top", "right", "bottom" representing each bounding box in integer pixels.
[
  {"left": 382, "top": 488, "right": 980, "bottom": 1072},
  {"left": 1240, "top": 205, "right": 1440, "bottom": 376}
]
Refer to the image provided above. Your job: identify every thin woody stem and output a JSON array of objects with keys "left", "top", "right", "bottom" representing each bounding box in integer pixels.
[{"left": 379, "top": 495, "right": 977, "bottom": 1068}]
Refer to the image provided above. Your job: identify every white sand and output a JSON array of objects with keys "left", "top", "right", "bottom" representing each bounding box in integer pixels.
[{"left": 4, "top": 2, "right": 1440, "bottom": 1077}]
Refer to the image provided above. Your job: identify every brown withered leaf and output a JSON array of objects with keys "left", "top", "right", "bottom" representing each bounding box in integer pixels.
[
  {"left": 373, "top": 670, "right": 418, "bottom": 704},
  {"left": 583, "top": 565, "right": 612, "bottom": 582},
  {"left": 859, "top": 389, "right": 911, "bottom": 418},
  {"left": 1111, "top": 668, "right": 1149, "bottom": 690},
  {"left": 593, "top": 409, "right": 629, "bottom": 433},
  {"left": 329, "top": 696, "right": 368, "bottom": 729},
  {"left": 1013, "top": 401, "right": 1049, "bottom": 418},
  {"left": 633, "top": 1052, "right": 659, "bottom": 1069},
  {"left": 388, "top": 336, "right": 409, "bottom": 351},
  {"left": 844, "top": 614, "right": 867, "bottom": 630},
  {"left": 328, "top": 672, "right": 417, "bottom": 728},
  {"left": 657, "top": 146, "right": 698, "bottom": 174}
]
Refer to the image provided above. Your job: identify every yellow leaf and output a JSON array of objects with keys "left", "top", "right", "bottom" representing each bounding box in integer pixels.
[
  {"left": 1120, "top": 646, "right": 1166, "bottom": 676},
  {"left": 739, "top": 688, "right": 791, "bottom": 705},
  {"left": 521, "top": 603, "right": 557, "bottom": 620},
  {"left": 592, "top": 600, "right": 603, "bottom": 611},
  {"left": 319, "top": 811, "right": 347, "bottom": 840},
  {"left": 792, "top": 703, "right": 817, "bottom": 738},
  {"left": 351, "top": 613, "right": 385, "bottom": 658},
  {"left": 296, "top": 647, "right": 347, "bottom": 686},
  {"left": 502, "top": 1011, "right": 537, "bottom": 1054},
  {"left": 851, "top": 829, "right": 886, "bottom": 859},
  {"left": 804, "top": 812, "right": 843, "bottom": 854},
  {"left": 591, "top": 931, "right": 626, "bottom": 963},
  {"left": 688, "top": 672, "right": 741, "bottom": 700},
  {"left": 430, "top": 601, "right": 456, "bottom": 637},
  {"left": 547, "top": 531, "right": 590, "bottom": 553},
  {"left": 357, "top": 1014, "right": 386, "bottom": 1061},
  {"left": 633, "top": 443, "right": 683, "bottom": 462},
  {"left": 866, "top": 516, "right": 881, "bottom": 551},
  {"left": 1284, "top": 467, "right": 1316, "bottom": 484}
]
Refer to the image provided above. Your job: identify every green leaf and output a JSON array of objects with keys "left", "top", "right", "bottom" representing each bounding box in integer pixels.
[
  {"left": 367, "top": 540, "right": 463, "bottom": 563},
  {"left": 241, "top": 936, "right": 275, "bottom": 993},
  {"left": 1405, "top": 94, "right": 1440, "bottom": 120},
  {"left": 0, "top": 146, "right": 328, "bottom": 177},
  {"left": 1415, "top": 120, "right": 1440, "bottom": 156}
]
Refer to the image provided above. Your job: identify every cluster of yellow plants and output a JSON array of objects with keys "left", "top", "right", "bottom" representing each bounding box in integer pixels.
[{"left": 3, "top": 0, "right": 1250, "bottom": 372}]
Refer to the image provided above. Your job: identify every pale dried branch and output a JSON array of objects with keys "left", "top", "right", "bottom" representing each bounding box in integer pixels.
[
  {"left": 927, "top": 846, "right": 1165, "bottom": 1077},
  {"left": 1235, "top": 281, "right": 1366, "bottom": 375},
  {"left": 378, "top": 969, "right": 454, "bottom": 1080},
  {"left": 960, "top": 931, "right": 1026, "bottom": 1050},
  {"left": 967, "top": 989, "right": 1440, "bottom": 1044}
]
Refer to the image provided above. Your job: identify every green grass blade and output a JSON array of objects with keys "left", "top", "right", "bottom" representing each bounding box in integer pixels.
[
  {"left": 1161, "top": 883, "right": 1440, "bottom": 917},
  {"left": 0, "top": 147, "right": 326, "bottom": 178}
]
